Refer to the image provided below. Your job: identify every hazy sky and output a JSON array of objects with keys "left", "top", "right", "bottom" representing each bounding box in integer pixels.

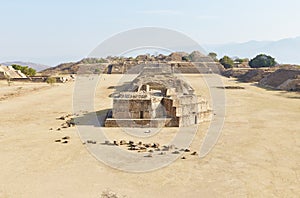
[{"left": 1, "top": 0, "right": 300, "bottom": 65}]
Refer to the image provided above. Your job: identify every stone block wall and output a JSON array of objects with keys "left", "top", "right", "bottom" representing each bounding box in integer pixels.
[{"left": 113, "top": 98, "right": 152, "bottom": 119}]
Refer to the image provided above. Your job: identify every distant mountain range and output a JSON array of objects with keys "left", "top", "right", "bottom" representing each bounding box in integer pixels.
[
  {"left": 204, "top": 36, "right": 300, "bottom": 64},
  {"left": 2, "top": 36, "right": 299, "bottom": 69},
  {"left": 1, "top": 61, "right": 50, "bottom": 72}
]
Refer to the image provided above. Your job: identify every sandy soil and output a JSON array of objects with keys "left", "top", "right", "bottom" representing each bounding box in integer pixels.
[
  {"left": 0, "top": 75, "right": 299, "bottom": 198},
  {"left": 0, "top": 81, "right": 50, "bottom": 101}
]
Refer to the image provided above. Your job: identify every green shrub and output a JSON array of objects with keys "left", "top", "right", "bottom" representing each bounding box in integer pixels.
[
  {"left": 219, "top": 56, "right": 234, "bottom": 69},
  {"left": 46, "top": 77, "right": 56, "bottom": 85},
  {"left": 249, "top": 54, "right": 277, "bottom": 68}
]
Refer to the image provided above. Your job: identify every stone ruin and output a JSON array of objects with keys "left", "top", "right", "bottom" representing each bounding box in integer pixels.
[
  {"left": 105, "top": 64, "right": 211, "bottom": 127},
  {"left": 0, "top": 65, "right": 28, "bottom": 79}
]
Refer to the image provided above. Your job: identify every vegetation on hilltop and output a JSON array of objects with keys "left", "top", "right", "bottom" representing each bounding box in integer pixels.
[
  {"left": 78, "top": 58, "right": 108, "bottom": 64},
  {"left": 219, "top": 56, "right": 234, "bottom": 69},
  {"left": 40, "top": 51, "right": 282, "bottom": 76},
  {"left": 249, "top": 54, "right": 277, "bottom": 68},
  {"left": 209, "top": 52, "right": 276, "bottom": 69},
  {"left": 208, "top": 52, "right": 218, "bottom": 61}
]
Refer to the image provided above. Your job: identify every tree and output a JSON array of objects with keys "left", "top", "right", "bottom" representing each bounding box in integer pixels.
[
  {"left": 219, "top": 56, "right": 234, "bottom": 69},
  {"left": 11, "top": 64, "right": 36, "bottom": 76},
  {"left": 27, "top": 68, "right": 36, "bottom": 76},
  {"left": 249, "top": 54, "right": 276, "bottom": 68},
  {"left": 208, "top": 52, "right": 218, "bottom": 61},
  {"left": 234, "top": 58, "right": 244, "bottom": 64},
  {"left": 46, "top": 77, "right": 56, "bottom": 85}
]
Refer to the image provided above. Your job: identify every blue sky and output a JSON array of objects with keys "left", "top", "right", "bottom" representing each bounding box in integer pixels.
[{"left": 1, "top": 0, "right": 300, "bottom": 65}]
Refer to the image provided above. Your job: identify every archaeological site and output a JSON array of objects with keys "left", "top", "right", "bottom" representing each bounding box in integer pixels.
[{"left": 105, "top": 64, "right": 211, "bottom": 127}]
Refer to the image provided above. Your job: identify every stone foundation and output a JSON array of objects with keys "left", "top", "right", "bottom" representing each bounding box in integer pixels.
[{"left": 105, "top": 118, "right": 172, "bottom": 128}]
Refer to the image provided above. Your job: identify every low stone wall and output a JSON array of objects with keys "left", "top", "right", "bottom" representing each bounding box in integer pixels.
[
  {"left": 30, "top": 77, "right": 48, "bottom": 82},
  {"left": 105, "top": 118, "right": 172, "bottom": 128},
  {"left": 7, "top": 76, "right": 70, "bottom": 83},
  {"left": 10, "top": 78, "right": 31, "bottom": 82}
]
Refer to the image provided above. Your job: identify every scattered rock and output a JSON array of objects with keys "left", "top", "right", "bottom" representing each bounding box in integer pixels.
[
  {"left": 54, "top": 139, "right": 61, "bottom": 142},
  {"left": 101, "top": 189, "right": 120, "bottom": 198},
  {"left": 120, "top": 140, "right": 126, "bottom": 145},
  {"left": 181, "top": 156, "right": 186, "bottom": 159},
  {"left": 184, "top": 148, "right": 190, "bottom": 152},
  {"left": 128, "top": 146, "right": 138, "bottom": 151},
  {"left": 162, "top": 145, "right": 169, "bottom": 151},
  {"left": 144, "top": 154, "right": 152, "bottom": 157},
  {"left": 62, "top": 136, "right": 70, "bottom": 140},
  {"left": 57, "top": 128, "right": 61, "bottom": 131},
  {"left": 144, "top": 143, "right": 151, "bottom": 148},
  {"left": 49, "top": 128, "right": 53, "bottom": 130},
  {"left": 87, "top": 140, "right": 96, "bottom": 144},
  {"left": 138, "top": 148, "right": 147, "bottom": 152},
  {"left": 191, "top": 151, "right": 197, "bottom": 155},
  {"left": 61, "top": 123, "right": 69, "bottom": 128},
  {"left": 66, "top": 118, "right": 75, "bottom": 126},
  {"left": 62, "top": 140, "right": 68, "bottom": 144},
  {"left": 218, "top": 86, "right": 245, "bottom": 89},
  {"left": 151, "top": 143, "right": 159, "bottom": 148},
  {"left": 57, "top": 116, "right": 66, "bottom": 120},
  {"left": 172, "top": 151, "right": 180, "bottom": 154}
]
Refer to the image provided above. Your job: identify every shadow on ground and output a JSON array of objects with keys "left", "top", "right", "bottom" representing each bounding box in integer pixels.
[{"left": 74, "top": 109, "right": 111, "bottom": 127}]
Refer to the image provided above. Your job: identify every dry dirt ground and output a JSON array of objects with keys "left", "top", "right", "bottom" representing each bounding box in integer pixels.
[{"left": 0, "top": 74, "right": 299, "bottom": 198}]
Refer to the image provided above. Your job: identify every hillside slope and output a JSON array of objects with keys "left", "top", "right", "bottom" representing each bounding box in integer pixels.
[{"left": 204, "top": 36, "right": 300, "bottom": 64}]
